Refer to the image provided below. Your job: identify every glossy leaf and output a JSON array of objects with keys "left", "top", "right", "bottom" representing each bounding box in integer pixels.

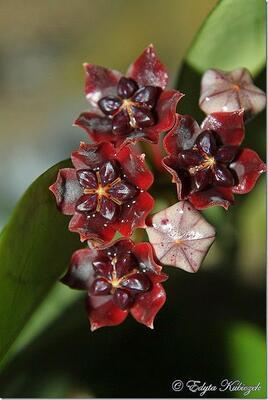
[
  {"left": 186, "top": 0, "right": 265, "bottom": 76},
  {"left": 0, "top": 160, "right": 81, "bottom": 363}
]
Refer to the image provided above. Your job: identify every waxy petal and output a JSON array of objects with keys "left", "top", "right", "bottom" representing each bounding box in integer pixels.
[
  {"left": 74, "top": 112, "right": 114, "bottom": 144},
  {"left": 189, "top": 187, "right": 234, "bottom": 210},
  {"left": 132, "top": 242, "right": 163, "bottom": 275},
  {"left": 87, "top": 295, "right": 128, "bottom": 331},
  {"left": 146, "top": 201, "right": 215, "bottom": 272},
  {"left": 162, "top": 156, "right": 192, "bottom": 200},
  {"left": 131, "top": 276, "right": 166, "bottom": 329},
  {"left": 61, "top": 248, "right": 97, "bottom": 290},
  {"left": 118, "top": 192, "right": 154, "bottom": 237},
  {"left": 127, "top": 44, "right": 168, "bottom": 90},
  {"left": 71, "top": 142, "right": 115, "bottom": 170},
  {"left": 201, "top": 111, "right": 245, "bottom": 146},
  {"left": 116, "top": 146, "right": 154, "bottom": 190},
  {"left": 164, "top": 114, "right": 201, "bottom": 154},
  {"left": 143, "top": 90, "right": 184, "bottom": 143},
  {"left": 230, "top": 148, "right": 266, "bottom": 194},
  {"left": 69, "top": 212, "right": 116, "bottom": 243},
  {"left": 84, "top": 63, "right": 122, "bottom": 110},
  {"left": 199, "top": 68, "right": 266, "bottom": 118},
  {"left": 49, "top": 168, "right": 83, "bottom": 215}
]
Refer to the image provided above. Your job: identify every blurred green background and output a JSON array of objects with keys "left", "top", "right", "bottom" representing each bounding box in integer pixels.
[{"left": 0, "top": 0, "right": 266, "bottom": 398}]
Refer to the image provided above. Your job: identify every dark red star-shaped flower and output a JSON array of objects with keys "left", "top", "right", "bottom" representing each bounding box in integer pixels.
[
  {"left": 61, "top": 239, "right": 168, "bottom": 330},
  {"left": 49, "top": 142, "right": 154, "bottom": 243},
  {"left": 163, "top": 111, "right": 266, "bottom": 209},
  {"left": 75, "top": 44, "right": 183, "bottom": 147}
]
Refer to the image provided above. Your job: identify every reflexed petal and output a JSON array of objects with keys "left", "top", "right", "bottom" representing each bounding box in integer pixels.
[
  {"left": 146, "top": 201, "right": 215, "bottom": 272},
  {"left": 189, "top": 187, "right": 234, "bottom": 210},
  {"left": 69, "top": 212, "right": 116, "bottom": 243},
  {"left": 143, "top": 90, "right": 184, "bottom": 143},
  {"left": 74, "top": 112, "right": 114, "bottom": 144},
  {"left": 163, "top": 114, "right": 201, "bottom": 154},
  {"left": 201, "top": 111, "right": 245, "bottom": 146},
  {"left": 132, "top": 242, "right": 163, "bottom": 274},
  {"left": 83, "top": 63, "right": 121, "bottom": 109},
  {"left": 131, "top": 276, "right": 166, "bottom": 329},
  {"left": 230, "top": 148, "right": 266, "bottom": 194},
  {"left": 162, "top": 156, "right": 192, "bottom": 199},
  {"left": 116, "top": 146, "right": 154, "bottom": 189},
  {"left": 61, "top": 248, "right": 97, "bottom": 290},
  {"left": 118, "top": 192, "right": 154, "bottom": 236},
  {"left": 71, "top": 142, "right": 115, "bottom": 170},
  {"left": 87, "top": 294, "right": 128, "bottom": 331},
  {"left": 126, "top": 44, "right": 168, "bottom": 89},
  {"left": 49, "top": 168, "right": 83, "bottom": 215}
]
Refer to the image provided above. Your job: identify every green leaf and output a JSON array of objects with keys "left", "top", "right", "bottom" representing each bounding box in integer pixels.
[
  {"left": 0, "top": 160, "right": 81, "bottom": 363},
  {"left": 227, "top": 323, "right": 266, "bottom": 398},
  {"left": 186, "top": 0, "right": 265, "bottom": 76}
]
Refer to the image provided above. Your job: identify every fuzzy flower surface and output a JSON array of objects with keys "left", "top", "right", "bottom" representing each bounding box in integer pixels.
[
  {"left": 163, "top": 112, "right": 266, "bottom": 209},
  {"left": 146, "top": 201, "right": 215, "bottom": 272},
  {"left": 75, "top": 44, "right": 183, "bottom": 147},
  {"left": 61, "top": 239, "right": 168, "bottom": 330},
  {"left": 50, "top": 142, "right": 154, "bottom": 243},
  {"left": 199, "top": 68, "right": 266, "bottom": 119}
]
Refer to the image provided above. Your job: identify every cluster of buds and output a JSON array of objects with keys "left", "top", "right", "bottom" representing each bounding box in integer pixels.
[{"left": 50, "top": 46, "right": 266, "bottom": 331}]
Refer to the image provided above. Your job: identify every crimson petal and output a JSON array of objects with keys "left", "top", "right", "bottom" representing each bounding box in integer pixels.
[
  {"left": 74, "top": 112, "right": 114, "bottom": 144},
  {"left": 126, "top": 44, "right": 168, "bottom": 90},
  {"left": 61, "top": 248, "right": 97, "bottom": 290},
  {"left": 189, "top": 186, "right": 234, "bottom": 210},
  {"left": 230, "top": 148, "right": 266, "bottom": 194},
  {"left": 49, "top": 168, "right": 83, "bottom": 215},
  {"left": 87, "top": 295, "right": 128, "bottom": 331},
  {"left": 163, "top": 114, "right": 201, "bottom": 154},
  {"left": 118, "top": 192, "right": 154, "bottom": 236},
  {"left": 71, "top": 142, "right": 115, "bottom": 170},
  {"left": 116, "top": 146, "right": 153, "bottom": 189},
  {"left": 130, "top": 274, "right": 166, "bottom": 329},
  {"left": 83, "top": 63, "right": 122, "bottom": 110},
  {"left": 69, "top": 212, "right": 116, "bottom": 243},
  {"left": 201, "top": 111, "right": 245, "bottom": 146}
]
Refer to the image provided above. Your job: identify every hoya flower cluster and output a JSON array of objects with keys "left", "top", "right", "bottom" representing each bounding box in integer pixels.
[{"left": 50, "top": 45, "right": 266, "bottom": 331}]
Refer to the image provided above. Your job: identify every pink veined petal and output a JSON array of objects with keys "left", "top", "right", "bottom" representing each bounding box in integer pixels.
[
  {"left": 69, "top": 212, "right": 116, "bottom": 243},
  {"left": 230, "top": 148, "right": 266, "bottom": 194},
  {"left": 126, "top": 44, "right": 168, "bottom": 90},
  {"left": 118, "top": 192, "right": 155, "bottom": 237},
  {"left": 71, "top": 142, "right": 116, "bottom": 170},
  {"left": 143, "top": 90, "right": 184, "bottom": 143},
  {"left": 145, "top": 201, "right": 215, "bottom": 272},
  {"left": 201, "top": 111, "right": 245, "bottom": 146},
  {"left": 61, "top": 248, "right": 97, "bottom": 290},
  {"left": 49, "top": 168, "right": 83, "bottom": 215},
  {"left": 83, "top": 63, "right": 122, "bottom": 110},
  {"left": 74, "top": 112, "right": 114, "bottom": 144},
  {"left": 130, "top": 277, "right": 166, "bottom": 329},
  {"left": 189, "top": 186, "right": 234, "bottom": 210},
  {"left": 163, "top": 113, "right": 201, "bottom": 154},
  {"left": 116, "top": 146, "right": 154, "bottom": 190},
  {"left": 87, "top": 294, "right": 128, "bottom": 331}
]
